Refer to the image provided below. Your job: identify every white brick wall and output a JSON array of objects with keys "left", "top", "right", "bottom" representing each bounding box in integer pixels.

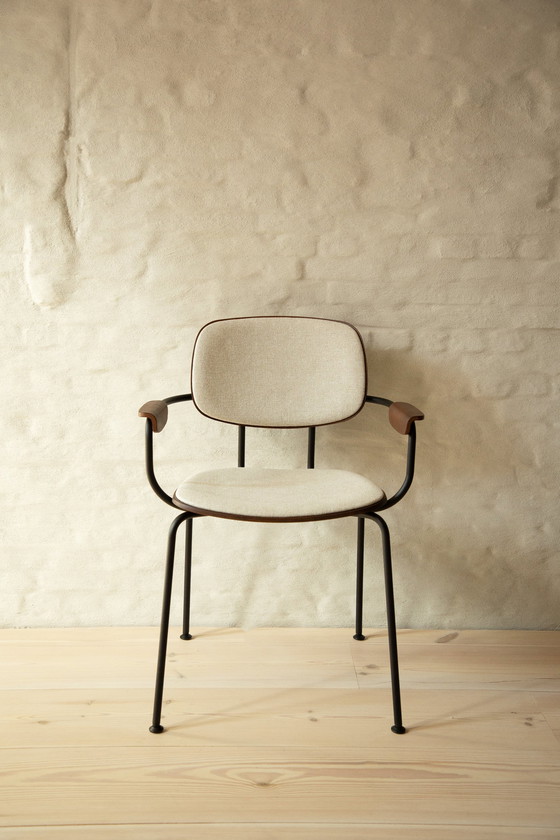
[{"left": 1, "top": 0, "right": 559, "bottom": 629}]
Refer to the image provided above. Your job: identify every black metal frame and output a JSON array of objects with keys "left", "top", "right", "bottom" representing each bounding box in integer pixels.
[{"left": 143, "top": 392, "right": 420, "bottom": 737}]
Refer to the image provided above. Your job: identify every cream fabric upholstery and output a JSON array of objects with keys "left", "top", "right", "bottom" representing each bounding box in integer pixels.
[
  {"left": 174, "top": 468, "right": 385, "bottom": 521},
  {"left": 191, "top": 317, "right": 366, "bottom": 427}
]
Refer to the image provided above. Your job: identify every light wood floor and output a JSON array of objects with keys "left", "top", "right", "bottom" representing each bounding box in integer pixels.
[{"left": 0, "top": 626, "right": 559, "bottom": 838}]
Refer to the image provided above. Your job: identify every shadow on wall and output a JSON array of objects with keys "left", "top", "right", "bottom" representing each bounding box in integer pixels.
[{"left": 318, "top": 343, "right": 554, "bottom": 630}]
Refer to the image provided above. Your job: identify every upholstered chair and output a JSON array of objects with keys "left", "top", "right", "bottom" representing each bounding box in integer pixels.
[{"left": 139, "top": 316, "right": 424, "bottom": 735}]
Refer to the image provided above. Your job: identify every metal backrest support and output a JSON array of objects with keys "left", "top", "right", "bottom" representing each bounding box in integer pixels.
[{"left": 191, "top": 316, "right": 367, "bottom": 428}]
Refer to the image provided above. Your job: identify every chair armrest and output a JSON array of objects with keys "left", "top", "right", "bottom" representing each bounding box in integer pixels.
[
  {"left": 388, "top": 402, "right": 424, "bottom": 435},
  {"left": 139, "top": 400, "right": 168, "bottom": 433},
  {"left": 138, "top": 394, "right": 192, "bottom": 508}
]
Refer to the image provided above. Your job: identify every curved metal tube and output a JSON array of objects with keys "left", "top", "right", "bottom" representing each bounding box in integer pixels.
[
  {"left": 365, "top": 394, "right": 392, "bottom": 408},
  {"left": 364, "top": 395, "right": 418, "bottom": 511},
  {"left": 164, "top": 394, "right": 193, "bottom": 406},
  {"left": 379, "top": 423, "right": 417, "bottom": 510},
  {"left": 144, "top": 394, "right": 193, "bottom": 508},
  {"left": 145, "top": 421, "right": 175, "bottom": 507}
]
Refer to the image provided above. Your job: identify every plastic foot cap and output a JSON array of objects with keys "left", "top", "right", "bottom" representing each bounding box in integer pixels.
[
  {"left": 180, "top": 633, "right": 193, "bottom": 640},
  {"left": 391, "top": 724, "right": 406, "bottom": 734},
  {"left": 353, "top": 634, "right": 366, "bottom": 641},
  {"left": 149, "top": 724, "right": 164, "bottom": 734}
]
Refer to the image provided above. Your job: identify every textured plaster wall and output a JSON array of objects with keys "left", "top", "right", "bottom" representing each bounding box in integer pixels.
[{"left": 1, "top": 0, "right": 559, "bottom": 629}]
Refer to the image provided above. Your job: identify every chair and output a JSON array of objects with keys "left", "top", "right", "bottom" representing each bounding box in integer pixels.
[{"left": 138, "top": 316, "right": 424, "bottom": 735}]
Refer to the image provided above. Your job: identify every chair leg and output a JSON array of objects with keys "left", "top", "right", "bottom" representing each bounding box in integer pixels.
[
  {"left": 370, "top": 513, "right": 406, "bottom": 734},
  {"left": 150, "top": 511, "right": 189, "bottom": 734},
  {"left": 180, "top": 517, "right": 193, "bottom": 640},
  {"left": 353, "top": 516, "right": 366, "bottom": 640}
]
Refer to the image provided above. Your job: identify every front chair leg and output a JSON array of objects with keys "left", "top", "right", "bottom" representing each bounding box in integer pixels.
[
  {"left": 150, "top": 511, "right": 189, "bottom": 734},
  {"left": 370, "top": 513, "right": 406, "bottom": 734},
  {"left": 180, "top": 517, "right": 193, "bottom": 640}
]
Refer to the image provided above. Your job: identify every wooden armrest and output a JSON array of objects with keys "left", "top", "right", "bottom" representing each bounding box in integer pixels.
[
  {"left": 389, "top": 402, "right": 424, "bottom": 435},
  {"left": 138, "top": 400, "right": 168, "bottom": 433}
]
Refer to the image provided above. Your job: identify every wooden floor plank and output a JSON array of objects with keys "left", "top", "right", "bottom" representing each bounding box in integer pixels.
[
  {"left": 353, "top": 643, "right": 560, "bottom": 692},
  {"left": 1, "top": 745, "right": 559, "bottom": 828},
  {"left": 0, "top": 686, "right": 545, "bottom": 747},
  {"left": 0, "top": 698, "right": 554, "bottom": 752},
  {"left": 1, "top": 626, "right": 559, "bottom": 646},
  {"left": 3, "top": 824, "right": 560, "bottom": 839},
  {"left": 4, "top": 632, "right": 558, "bottom": 691},
  {"left": 0, "top": 686, "right": 541, "bottom": 717},
  {"left": 360, "top": 629, "right": 560, "bottom": 647}
]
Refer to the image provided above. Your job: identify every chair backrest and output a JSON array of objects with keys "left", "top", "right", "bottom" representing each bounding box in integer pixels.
[{"left": 191, "top": 316, "right": 367, "bottom": 428}]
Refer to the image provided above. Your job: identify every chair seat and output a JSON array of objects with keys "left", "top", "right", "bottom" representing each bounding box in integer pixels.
[{"left": 173, "top": 468, "right": 385, "bottom": 521}]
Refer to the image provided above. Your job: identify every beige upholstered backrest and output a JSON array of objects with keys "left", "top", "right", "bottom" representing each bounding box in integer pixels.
[{"left": 191, "top": 316, "right": 367, "bottom": 428}]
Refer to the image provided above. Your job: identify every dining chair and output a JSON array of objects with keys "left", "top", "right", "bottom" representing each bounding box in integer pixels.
[{"left": 139, "top": 316, "right": 424, "bottom": 735}]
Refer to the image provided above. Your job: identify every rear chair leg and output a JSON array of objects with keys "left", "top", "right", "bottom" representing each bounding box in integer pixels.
[
  {"left": 353, "top": 516, "right": 366, "bottom": 641},
  {"left": 150, "top": 512, "right": 189, "bottom": 734},
  {"left": 180, "top": 517, "right": 193, "bottom": 640}
]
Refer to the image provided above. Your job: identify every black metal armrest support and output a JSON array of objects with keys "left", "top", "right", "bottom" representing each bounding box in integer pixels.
[
  {"left": 365, "top": 395, "right": 424, "bottom": 510},
  {"left": 139, "top": 394, "right": 193, "bottom": 508},
  {"left": 381, "top": 423, "right": 418, "bottom": 510}
]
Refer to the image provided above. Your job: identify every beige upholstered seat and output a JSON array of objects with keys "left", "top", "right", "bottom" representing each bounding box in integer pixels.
[{"left": 174, "top": 467, "right": 385, "bottom": 521}]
